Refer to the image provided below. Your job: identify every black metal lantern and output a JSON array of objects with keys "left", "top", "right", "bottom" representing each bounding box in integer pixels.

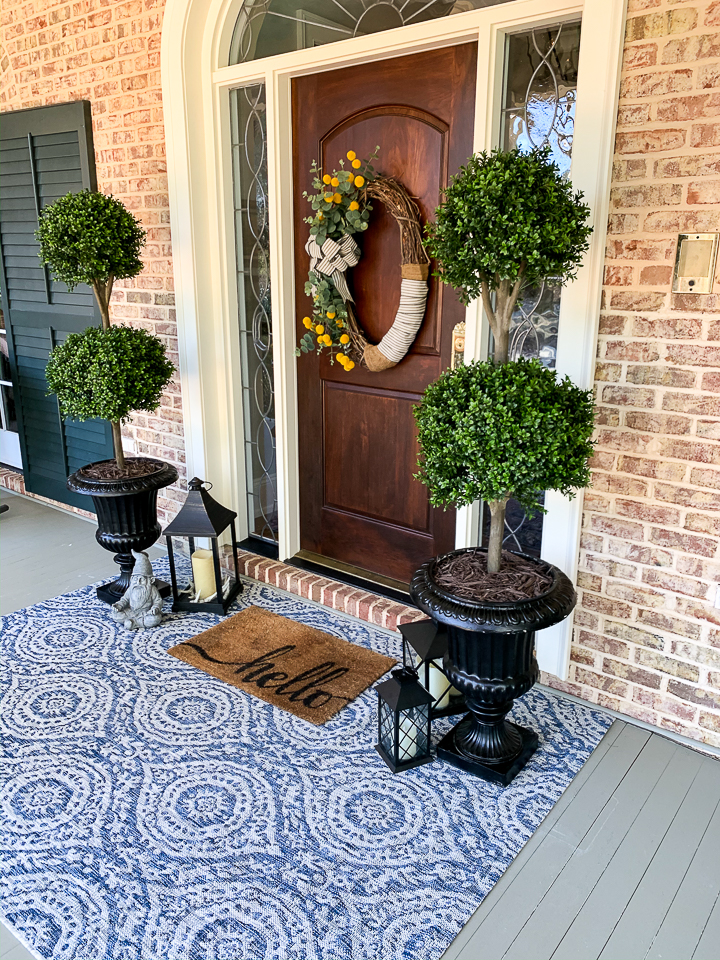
[
  {"left": 399, "top": 619, "right": 466, "bottom": 719},
  {"left": 163, "top": 478, "right": 243, "bottom": 615},
  {"left": 375, "top": 667, "right": 434, "bottom": 773}
]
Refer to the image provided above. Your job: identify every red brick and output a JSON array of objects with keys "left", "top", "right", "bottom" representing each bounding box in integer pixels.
[
  {"left": 620, "top": 68, "right": 693, "bottom": 98},
  {"left": 666, "top": 343, "right": 720, "bottom": 367},
  {"left": 697, "top": 420, "right": 720, "bottom": 441},
  {"left": 631, "top": 317, "right": 700, "bottom": 340},
  {"left": 607, "top": 540, "right": 674, "bottom": 567},
  {"left": 594, "top": 360, "right": 623, "bottom": 380},
  {"left": 602, "top": 657, "right": 662, "bottom": 689},
  {"left": 644, "top": 210, "right": 719, "bottom": 232},
  {"left": 690, "top": 467, "right": 720, "bottom": 490},
  {"left": 676, "top": 598, "right": 720, "bottom": 627},
  {"left": 604, "top": 340, "right": 661, "bottom": 361},
  {"left": 608, "top": 292, "right": 667, "bottom": 313},
  {"left": 601, "top": 385, "right": 656, "bottom": 407},
  {"left": 624, "top": 43, "right": 658, "bottom": 69},
  {"left": 638, "top": 264, "right": 673, "bottom": 286},
  {"left": 688, "top": 179, "right": 720, "bottom": 204},
  {"left": 590, "top": 515, "right": 646, "bottom": 543},
  {"left": 625, "top": 412, "right": 691, "bottom": 435},
  {"left": 699, "top": 62, "right": 720, "bottom": 88},
  {"left": 612, "top": 182, "right": 683, "bottom": 205},
  {"left": 658, "top": 439, "right": 720, "bottom": 465},
  {"left": 663, "top": 393, "right": 720, "bottom": 416},
  {"left": 638, "top": 608, "right": 702, "bottom": 640},
  {"left": 604, "top": 265, "right": 634, "bottom": 286},
  {"left": 616, "top": 455, "right": 686, "bottom": 480},
  {"left": 616, "top": 499, "right": 680, "bottom": 525},
  {"left": 662, "top": 34, "right": 720, "bottom": 65},
  {"left": 575, "top": 666, "right": 629, "bottom": 697},
  {"left": 581, "top": 591, "right": 633, "bottom": 619},
  {"left": 685, "top": 513, "right": 720, "bottom": 536},
  {"left": 591, "top": 472, "right": 649, "bottom": 496},
  {"left": 667, "top": 680, "right": 720, "bottom": 710},
  {"left": 594, "top": 430, "right": 655, "bottom": 455},
  {"left": 636, "top": 648, "right": 700, "bottom": 682},
  {"left": 650, "top": 527, "right": 718, "bottom": 557},
  {"left": 604, "top": 619, "right": 664, "bottom": 650},
  {"left": 656, "top": 482, "right": 720, "bottom": 510},
  {"left": 658, "top": 94, "right": 720, "bottom": 122},
  {"left": 606, "top": 580, "right": 667, "bottom": 607},
  {"left": 615, "top": 129, "right": 686, "bottom": 155},
  {"left": 655, "top": 154, "right": 720, "bottom": 178}
]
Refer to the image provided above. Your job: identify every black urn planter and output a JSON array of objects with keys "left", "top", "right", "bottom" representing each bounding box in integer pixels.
[
  {"left": 67, "top": 458, "right": 178, "bottom": 605},
  {"left": 410, "top": 547, "right": 576, "bottom": 786}
]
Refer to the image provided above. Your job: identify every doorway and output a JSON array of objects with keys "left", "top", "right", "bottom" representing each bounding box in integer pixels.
[{"left": 292, "top": 44, "right": 477, "bottom": 586}]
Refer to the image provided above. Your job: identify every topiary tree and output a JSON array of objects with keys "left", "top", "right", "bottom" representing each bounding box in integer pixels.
[
  {"left": 45, "top": 325, "right": 174, "bottom": 451},
  {"left": 36, "top": 190, "right": 172, "bottom": 471},
  {"left": 424, "top": 147, "right": 592, "bottom": 365},
  {"left": 415, "top": 359, "right": 595, "bottom": 573},
  {"left": 420, "top": 148, "right": 594, "bottom": 573}
]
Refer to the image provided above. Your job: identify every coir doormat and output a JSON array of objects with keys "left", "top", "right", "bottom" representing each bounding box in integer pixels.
[{"left": 168, "top": 605, "right": 396, "bottom": 724}]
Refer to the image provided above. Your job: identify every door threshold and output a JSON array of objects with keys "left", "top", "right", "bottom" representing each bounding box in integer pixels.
[{"left": 287, "top": 550, "right": 414, "bottom": 606}]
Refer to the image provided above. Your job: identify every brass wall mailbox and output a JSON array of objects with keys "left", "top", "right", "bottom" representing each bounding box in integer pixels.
[{"left": 672, "top": 233, "right": 719, "bottom": 294}]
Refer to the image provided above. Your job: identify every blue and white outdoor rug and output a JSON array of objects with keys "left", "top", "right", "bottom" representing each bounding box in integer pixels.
[{"left": 0, "top": 561, "right": 611, "bottom": 960}]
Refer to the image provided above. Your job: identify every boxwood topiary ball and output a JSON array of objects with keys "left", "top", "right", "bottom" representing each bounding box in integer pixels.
[
  {"left": 414, "top": 357, "right": 595, "bottom": 515},
  {"left": 46, "top": 325, "right": 174, "bottom": 424}
]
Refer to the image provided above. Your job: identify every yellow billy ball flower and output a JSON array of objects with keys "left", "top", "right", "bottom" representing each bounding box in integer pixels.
[
  {"left": 351, "top": 158, "right": 361, "bottom": 169},
  {"left": 337, "top": 353, "right": 348, "bottom": 366},
  {"left": 322, "top": 174, "right": 331, "bottom": 184},
  {"left": 339, "top": 334, "right": 350, "bottom": 345},
  {"left": 331, "top": 177, "right": 339, "bottom": 187},
  {"left": 315, "top": 324, "right": 324, "bottom": 334},
  {"left": 336, "top": 319, "right": 344, "bottom": 328},
  {"left": 345, "top": 360, "right": 355, "bottom": 371},
  {"left": 316, "top": 336, "right": 323, "bottom": 344},
  {"left": 322, "top": 334, "right": 332, "bottom": 346},
  {"left": 333, "top": 192, "right": 342, "bottom": 203},
  {"left": 349, "top": 201, "right": 359, "bottom": 211},
  {"left": 324, "top": 193, "right": 333, "bottom": 202},
  {"left": 326, "top": 310, "right": 336, "bottom": 319},
  {"left": 302, "top": 317, "right": 312, "bottom": 329},
  {"left": 317, "top": 213, "right": 323, "bottom": 221},
  {"left": 354, "top": 175, "right": 365, "bottom": 188},
  {"left": 346, "top": 150, "right": 356, "bottom": 161}
]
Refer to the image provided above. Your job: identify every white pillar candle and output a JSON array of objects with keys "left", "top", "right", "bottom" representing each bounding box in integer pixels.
[
  {"left": 417, "top": 657, "right": 459, "bottom": 709},
  {"left": 191, "top": 548, "right": 216, "bottom": 600}
]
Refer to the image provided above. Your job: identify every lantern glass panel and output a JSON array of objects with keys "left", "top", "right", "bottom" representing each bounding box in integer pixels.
[
  {"left": 379, "top": 700, "right": 395, "bottom": 757},
  {"left": 398, "top": 704, "right": 429, "bottom": 763}
]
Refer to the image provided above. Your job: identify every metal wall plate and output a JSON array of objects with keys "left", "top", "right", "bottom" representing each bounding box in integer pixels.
[{"left": 672, "top": 233, "right": 719, "bottom": 294}]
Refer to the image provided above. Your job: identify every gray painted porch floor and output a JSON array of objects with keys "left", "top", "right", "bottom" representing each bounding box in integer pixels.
[{"left": 1, "top": 488, "right": 719, "bottom": 960}]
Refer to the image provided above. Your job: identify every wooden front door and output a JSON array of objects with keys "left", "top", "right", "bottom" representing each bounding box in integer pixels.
[{"left": 293, "top": 44, "right": 477, "bottom": 586}]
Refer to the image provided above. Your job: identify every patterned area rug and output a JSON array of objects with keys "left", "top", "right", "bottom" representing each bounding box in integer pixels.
[{"left": 0, "top": 561, "right": 612, "bottom": 960}]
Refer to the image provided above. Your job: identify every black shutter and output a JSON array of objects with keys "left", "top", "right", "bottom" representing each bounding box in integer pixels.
[{"left": 0, "top": 101, "right": 114, "bottom": 511}]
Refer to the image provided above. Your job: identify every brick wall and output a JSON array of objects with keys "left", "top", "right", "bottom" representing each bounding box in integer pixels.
[
  {"left": 0, "top": 0, "right": 184, "bottom": 525},
  {"left": 542, "top": 0, "right": 720, "bottom": 748}
]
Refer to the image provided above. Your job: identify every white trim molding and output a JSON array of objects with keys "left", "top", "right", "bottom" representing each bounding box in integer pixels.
[{"left": 161, "top": 0, "right": 627, "bottom": 678}]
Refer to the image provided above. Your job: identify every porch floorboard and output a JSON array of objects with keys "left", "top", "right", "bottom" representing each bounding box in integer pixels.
[{"left": 2, "top": 488, "right": 719, "bottom": 960}]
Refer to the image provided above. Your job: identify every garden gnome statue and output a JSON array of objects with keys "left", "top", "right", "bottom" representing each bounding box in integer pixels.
[{"left": 111, "top": 551, "right": 163, "bottom": 630}]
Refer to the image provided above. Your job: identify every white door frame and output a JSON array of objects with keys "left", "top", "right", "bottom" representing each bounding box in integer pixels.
[{"left": 161, "top": 0, "right": 627, "bottom": 678}]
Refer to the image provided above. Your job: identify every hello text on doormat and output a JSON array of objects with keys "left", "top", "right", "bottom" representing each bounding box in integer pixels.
[{"left": 167, "top": 605, "right": 396, "bottom": 725}]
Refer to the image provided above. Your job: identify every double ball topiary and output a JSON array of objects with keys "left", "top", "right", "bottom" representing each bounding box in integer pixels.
[{"left": 46, "top": 325, "right": 175, "bottom": 425}]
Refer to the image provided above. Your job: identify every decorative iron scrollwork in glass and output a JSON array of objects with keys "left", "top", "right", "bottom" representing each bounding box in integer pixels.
[
  {"left": 482, "top": 20, "right": 581, "bottom": 557},
  {"left": 230, "top": 85, "right": 278, "bottom": 544},
  {"left": 228, "top": 0, "right": 516, "bottom": 65}
]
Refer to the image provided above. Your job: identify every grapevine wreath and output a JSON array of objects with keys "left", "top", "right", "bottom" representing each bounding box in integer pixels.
[{"left": 297, "top": 149, "right": 430, "bottom": 372}]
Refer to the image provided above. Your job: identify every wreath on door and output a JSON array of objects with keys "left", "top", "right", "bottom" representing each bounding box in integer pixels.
[{"left": 297, "top": 149, "right": 430, "bottom": 372}]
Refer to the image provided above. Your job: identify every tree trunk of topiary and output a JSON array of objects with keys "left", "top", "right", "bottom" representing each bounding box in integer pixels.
[
  {"left": 487, "top": 498, "right": 507, "bottom": 574},
  {"left": 93, "top": 276, "right": 125, "bottom": 472}
]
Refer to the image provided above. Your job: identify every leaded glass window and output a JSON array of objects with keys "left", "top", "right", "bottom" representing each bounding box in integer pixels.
[
  {"left": 481, "top": 20, "right": 581, "bottom": 557},
  {"left": 228, "top": 0, "right": 516, "bottom": 65},
  {"left": 230, "top": 85, "right": 278, "bottom": 544}
]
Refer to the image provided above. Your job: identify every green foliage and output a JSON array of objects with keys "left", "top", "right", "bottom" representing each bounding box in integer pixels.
[
  {"left": 414, "top": 358, "right": 595, "bottom": 514},
  {"left": 46, "top": 325, "right": 174, "bottom": 423},
  {"left": 303, "top": 147, "right": 378, "bottom": 247},
  {"left": 36, "top": 189, "right": 146, "bottom": 291},
  {"left": 424, "top": 148, "right": 592, "bottom": 306}
]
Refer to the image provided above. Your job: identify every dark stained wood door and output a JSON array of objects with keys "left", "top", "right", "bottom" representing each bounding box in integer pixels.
[{"left": 293, "top": 44, "right": 477, "bottom": 585}]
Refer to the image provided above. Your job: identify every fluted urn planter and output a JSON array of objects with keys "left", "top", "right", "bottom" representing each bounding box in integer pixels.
[
  {"left": 410, "top": 547, "right": 576, "bottom": 786},
  {"left": 68, "top": 458, "right": 178, "bottom": 605}
]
